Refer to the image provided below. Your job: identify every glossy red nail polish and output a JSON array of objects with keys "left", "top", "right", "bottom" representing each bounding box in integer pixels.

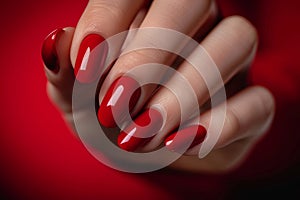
[
  {"left": 74, "top": 34, "right": 108, "bottom": 83},
  {"left": 41, "top": 28, "right": 64, "bottom": 72},
  {"left": 118, "top": 108, "right": 163, "bottom": 152},
  {"left": 165, "top": 125, "right": 207, "bottom": 153},
  {"left": 98, "top": 76, "right": 141, "bottom": 128}
]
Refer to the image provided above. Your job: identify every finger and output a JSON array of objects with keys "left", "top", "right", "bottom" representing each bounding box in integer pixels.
[
  {"left": 117, "top": 16, "right": 258, "bottom": 152},
  {"left": 42, "top": 27, "right": 75, "bottom": 114},
  {"left": 71, "top": 0, "right": 145, "bottom": 83},
  {"left": 120, "top": 9, "right": 148, "bottom": 51},
  {"left": 166, "top": 86, "right": 275, "bottom": 156},
  {"left": 98, "top": 0, "right": 217, "bottom": 128},
  {"left": 130, "top": 8, "right": 148, "bottom": 29}
]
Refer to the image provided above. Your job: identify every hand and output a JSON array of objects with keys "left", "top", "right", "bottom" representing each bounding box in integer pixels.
[{"left": 42, "top": 0, "right": 275, "bottom": 173}]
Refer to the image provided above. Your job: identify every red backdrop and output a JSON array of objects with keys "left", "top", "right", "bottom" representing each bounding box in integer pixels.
[{"left": 1, "top": 0, "right": 300, "bottom": 199}]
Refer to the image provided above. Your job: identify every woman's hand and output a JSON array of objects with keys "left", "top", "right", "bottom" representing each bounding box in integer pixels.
[{"left": 42, "top": 0, "right": 275, "bottom": 173}]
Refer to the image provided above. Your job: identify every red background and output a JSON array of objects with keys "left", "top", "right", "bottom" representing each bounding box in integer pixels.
[{"left": 1, "top": 0, "right": 300, "bottom": 199}]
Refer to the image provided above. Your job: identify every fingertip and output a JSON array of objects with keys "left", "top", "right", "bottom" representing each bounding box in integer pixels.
[
  {"left": 41, "top": 28, "right": 64, "bottom": 73},
  {"left": 252, "top": 86, "right": 276, "bottom": 115},
  {"left": 43, "top": 27, "right": 75, "bottom": 87},
  {"left": 164, "top": 125, "right": 207, "bottom": 154}
]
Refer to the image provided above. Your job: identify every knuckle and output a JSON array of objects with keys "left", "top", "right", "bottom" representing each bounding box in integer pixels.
[
  {"left": 117, "top": 51, "right": 145, "bottom": 71},
  {"left": 82, "top": 1, "right": 125, "bottom": 35},
  {"left": 88, "top": 0, "right": 124, "bottom": 16},
  {"left": 116, "top": 49, "right": 168, "bottom": 73}
]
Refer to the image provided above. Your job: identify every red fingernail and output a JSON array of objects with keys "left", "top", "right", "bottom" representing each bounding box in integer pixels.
[
  {"left": 98, "top": 76, "right": 141, "bottom": 128},
  {"left": 41, "top": 28, "right": 64, "bottom": 73},
  {"left": 165, "top": 125, "right": 207, "bottom": 153},
  {"left": 118, "top": 108, "right": 163, "bottom": 152},
  {"left": 74, "top": 34, "right": 108, "bottom": 83}
]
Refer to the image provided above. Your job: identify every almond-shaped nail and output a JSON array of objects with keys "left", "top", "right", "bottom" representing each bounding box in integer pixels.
[
  {"left": 74, "top": 34, "right": 108, "bottom": 83},
  {"left": 165, "top": 125, "right": 207, "bottom": 153},
  {"left": 98, "top": 76, "right": 141, "bottom": 128},
  {"left": 41, "top": 28, "right": 64, "bottom": 73},
  {"left": 118, "top": 108, "right": 163, "bottom": 152}
]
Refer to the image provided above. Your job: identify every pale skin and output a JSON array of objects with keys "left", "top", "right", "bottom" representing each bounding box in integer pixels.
[{"left": 44, "top": 0, "right": 275, "bottom": 173}]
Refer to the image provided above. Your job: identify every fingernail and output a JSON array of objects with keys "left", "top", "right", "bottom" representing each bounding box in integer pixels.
[
  {"left": 118, "top": 108, "right": 163, "bottom": 152},
  {"left": 165, "top": 125, "right": 207, "bottom": 153},
  {"left": 41, "top": 28, "right": 64, "bottom": 73},
  {"left": 98, "top": 76, "right": 141, "bottom": 128},
  {"left": 74, "top": 34, "right": 108, "bottom": 83}
]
